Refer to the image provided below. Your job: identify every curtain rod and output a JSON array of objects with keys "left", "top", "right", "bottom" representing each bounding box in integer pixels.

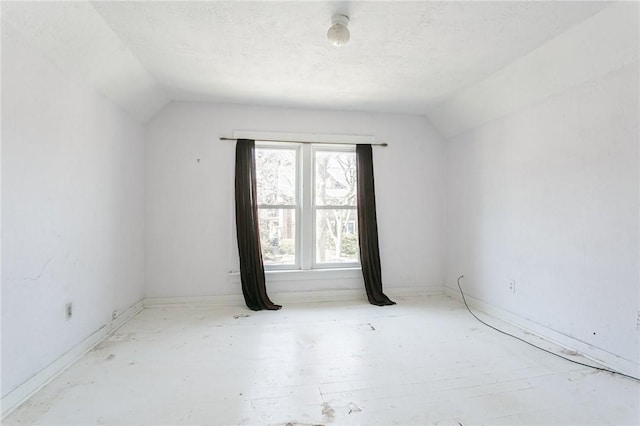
[{"left": 219, "top": 137, "right": 388, "bottom": 147}]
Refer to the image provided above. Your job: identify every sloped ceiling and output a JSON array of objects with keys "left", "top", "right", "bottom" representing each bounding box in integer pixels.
[
  {"left": 1, "top": 1, "right": 614, "bottom": 125},
  {"left": 1, "top": 1, "right": 169, "bottom": 122},
  {"left": 428, "top": 2, "right": 639, "bottom": 138}
]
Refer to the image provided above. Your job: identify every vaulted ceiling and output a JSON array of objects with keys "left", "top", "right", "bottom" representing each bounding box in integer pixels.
[{"left": 1, "top": 1, "right": 616, "bottom": 127}]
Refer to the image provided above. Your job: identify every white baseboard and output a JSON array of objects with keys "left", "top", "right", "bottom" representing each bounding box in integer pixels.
[
  {"left": 386, "top": 285, "right": 444, "bottom": 298},
  {"left": 144, "top": 294, "right": 245, "bottom": 308},
  {"left": 144, "top": 285, "right": 443, "bottom": 308},
  {"left": 444, "top": 287, "right": 639, "bottom": 379},
  {"left": 1, "top": 300, "right": 144, "bottom": 419},
  {"left": 273, "top": 285, "right": 443, "bottom": 304}
]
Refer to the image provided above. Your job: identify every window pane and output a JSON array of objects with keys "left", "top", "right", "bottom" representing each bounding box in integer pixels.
[
  {"left": 258, "top": 208, "right": 296, "bottom": 266},
  {"left": 256, "top": 148, "right": 296, "bottom": 205},
  {"left": 315, "top": 151, "right": 356, "bottom": 206},
  {"left": 315, "top": 209, "right": 358, "bottom": 264}
]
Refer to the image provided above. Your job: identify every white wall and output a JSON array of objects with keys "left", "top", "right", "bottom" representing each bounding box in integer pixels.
[
  {"left": 1, "top": 23, "right": 145, "bottom": 397},
  {"left": 145, "top": 103, "right": 445, "bottom": 298},
  {"left": 429, "top": 2, "right": 638, "bottom": 139},
  {"left": 445, "top": 60, "right": 639, "bottom": 366}
]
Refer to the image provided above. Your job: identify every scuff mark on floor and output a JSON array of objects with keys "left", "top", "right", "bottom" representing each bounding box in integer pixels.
[
  {"left": 321, "top": 402, "right": 335, "bottom": 421},
  {"left": 283, "top": 423, "right": 324, "bottom": 426},
  {"left": 105, "top": 354, "right": 115, "bottom": 361},
  {"left": 234, "top": 313, "right": 251, "bottom": 319},
  {"left": 347, "top": 402, "right": 361, "bottom": 414},
  {"left": 368, "top": 323, "right": 376, "bottom": 331},
  {"left": 108, "top": 332, "right": 137, "bottom": 343}
]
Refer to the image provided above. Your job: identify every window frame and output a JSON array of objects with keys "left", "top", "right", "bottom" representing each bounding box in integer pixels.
[{"left": 255, "top": 141, "right": 360, "bottom": 271}]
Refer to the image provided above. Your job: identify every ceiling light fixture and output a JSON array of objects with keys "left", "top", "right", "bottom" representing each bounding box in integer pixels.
[{"left": 327, "top": 14, "right": 350, "bottom": 47}]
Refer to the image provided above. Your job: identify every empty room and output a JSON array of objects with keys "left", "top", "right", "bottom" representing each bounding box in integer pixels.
[{"left": 1, "top": 1, "right": 638, "bottom": 425}]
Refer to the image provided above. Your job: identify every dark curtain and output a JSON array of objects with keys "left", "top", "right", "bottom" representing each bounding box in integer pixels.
[
  {"left": 356, "top": 144, "right": 396, "bottom": 306},
  {"left": 235, "top": 139, "right": 281, "bottom": 311}
]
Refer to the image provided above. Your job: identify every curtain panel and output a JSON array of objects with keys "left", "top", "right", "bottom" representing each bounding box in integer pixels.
[
  {"left": 234, "top": 139, "right": 281, "bottom": 311},
  {"left": 356, "top": 144, "right": 395, "bottom": 306}
]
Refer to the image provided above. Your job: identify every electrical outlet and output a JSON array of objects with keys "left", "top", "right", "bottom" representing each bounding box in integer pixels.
[
  {"left": 66, "top": 302, "right": 73, "bottom": 320},
  {"left": 112, "top": 310, "right": 119, "bottom": 320},
  {"left": 508, "top": 280, "right": 516, "bottom": 293}
]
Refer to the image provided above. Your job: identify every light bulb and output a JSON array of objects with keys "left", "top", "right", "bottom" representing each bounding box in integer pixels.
[{"left": 327, "top": 14, "right": 350, "bottom": 47}]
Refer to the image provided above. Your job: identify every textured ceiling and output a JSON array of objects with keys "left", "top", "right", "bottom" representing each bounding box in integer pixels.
[{"left": 2, "top": 1, "right": 611, "bottom": 122}]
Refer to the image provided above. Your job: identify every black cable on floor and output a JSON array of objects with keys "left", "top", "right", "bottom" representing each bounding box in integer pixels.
[{"left": 456, "top": 275, "right": 640, "bottom": 382}]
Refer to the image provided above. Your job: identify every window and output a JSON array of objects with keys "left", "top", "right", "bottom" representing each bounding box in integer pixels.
[
  {"left": 255, "top": 146, "right": 298, "bottom": 268},
  {"left": 255, "top": 142, "right": 359, "bottom": 270},
  {"left": 314, "top": 148, "right": 358, "bottom": 265}
]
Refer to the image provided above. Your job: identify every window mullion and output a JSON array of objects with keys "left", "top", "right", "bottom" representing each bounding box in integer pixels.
[
  {"left": 314, "top": 206, "right": 357, "bottom": 210},
  {"left": 257, "top": 204, "right": 296, "bottom": 209}
]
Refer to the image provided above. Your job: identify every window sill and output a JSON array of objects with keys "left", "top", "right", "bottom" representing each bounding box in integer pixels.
[{"left": 228, "top": 267, "right": 362, "bottom": 283}]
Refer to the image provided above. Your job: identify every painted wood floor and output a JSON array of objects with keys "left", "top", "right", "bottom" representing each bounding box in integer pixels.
[{"left": 5, "top": 295, "right": 639, "bottom": 425}]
